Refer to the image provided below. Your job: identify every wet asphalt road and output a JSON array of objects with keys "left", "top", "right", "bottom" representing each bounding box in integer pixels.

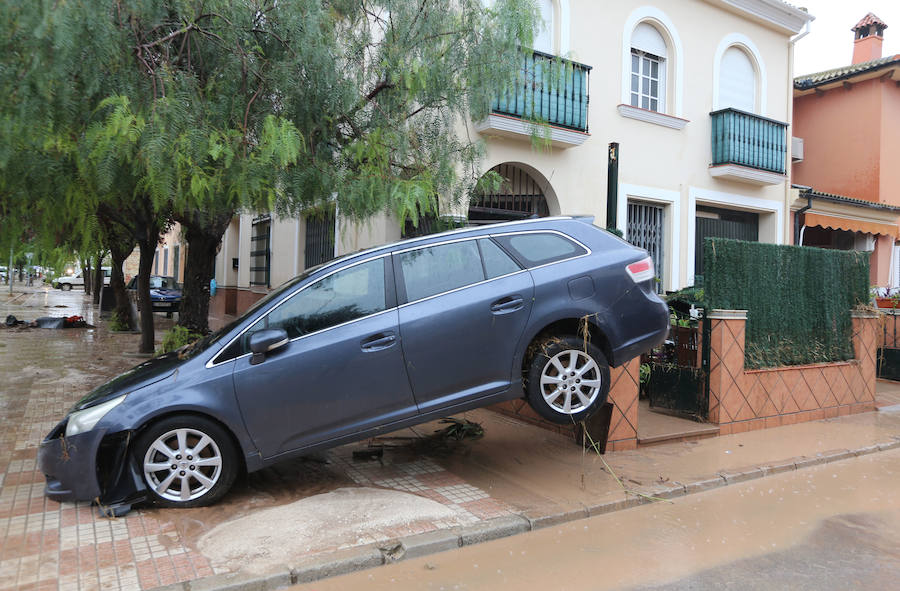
[{"left": 306, "top": 448, "right": 900, "bottom": 591}]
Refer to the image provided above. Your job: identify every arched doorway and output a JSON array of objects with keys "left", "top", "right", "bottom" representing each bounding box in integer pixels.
[{"left": 470, "top": 163, "right": 552, "bottom": 225}]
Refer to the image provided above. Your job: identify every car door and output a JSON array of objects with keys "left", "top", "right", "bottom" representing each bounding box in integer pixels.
[
  {"left": 230, "top": 256, "right": 417, "bottom": 458},
  {"left": 394, "top": 237, "right": 534, "bottom": 414}
]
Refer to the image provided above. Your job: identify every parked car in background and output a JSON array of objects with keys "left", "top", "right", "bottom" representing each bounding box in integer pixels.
[
  {"left": 126, "top": 275, "right": 182, "bottom": 317},
  {"left": 39, "top": 216, "right": 669, "bottom": 510},
  {"left": 55, "top": 267, "right": 111, "bottom": 291}
]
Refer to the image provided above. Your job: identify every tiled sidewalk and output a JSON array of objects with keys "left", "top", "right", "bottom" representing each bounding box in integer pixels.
[{"left": 0, "top": 286, "right": 512, "bottom": 591}]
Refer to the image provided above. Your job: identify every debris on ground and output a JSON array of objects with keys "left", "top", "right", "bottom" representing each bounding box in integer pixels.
[
  {"left": 435, "top": 418, "right": 484, "bottom": 441},
  {"left": 352, "top": 447, "right": 384, "bottom": 461},
  {"left": 2, "top": 314, "right": 92, "bottom": 330}
]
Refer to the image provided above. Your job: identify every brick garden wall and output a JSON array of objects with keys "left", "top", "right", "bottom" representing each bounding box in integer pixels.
[
  {"left": 708, "top": 310, "right": 877, "bottom": 435},
  {"left": 489, "top": 358, "right": 640, "bottom": 451}
]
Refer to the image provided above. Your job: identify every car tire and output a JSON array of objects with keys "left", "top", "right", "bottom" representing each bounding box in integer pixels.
[
  {"left": 525, "top": 335, "right": 610, "bottom": 425},
  {"left": 135, "top": 415, "right": 238, "bottom": 508},
  {"left": 61, "top": 283, "right": 72, "bottom": 291}
]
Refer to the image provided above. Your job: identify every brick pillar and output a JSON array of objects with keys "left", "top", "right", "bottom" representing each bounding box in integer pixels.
[
  {"left": 707, "top": 310, "right": 748, "bottom": 426},
  {"left": 852, "top": 311, "right": 878, "bottom": 404}
]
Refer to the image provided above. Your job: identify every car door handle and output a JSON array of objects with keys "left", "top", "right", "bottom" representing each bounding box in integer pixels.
[
  {"left": 491, "top": 296, "right": 524, "bottom": 314},
  {"left": 361, "top": 332, "right": 397, "bottom": 351}
]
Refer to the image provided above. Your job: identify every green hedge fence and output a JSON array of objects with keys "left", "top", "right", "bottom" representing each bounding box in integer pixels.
[{"left": 703, "top": 238, "right": 869, "bottom": 369}]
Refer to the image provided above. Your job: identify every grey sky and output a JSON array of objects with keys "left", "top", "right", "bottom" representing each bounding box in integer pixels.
[{"left": 793, "top": 0, "right": 900, "bottom": 76}]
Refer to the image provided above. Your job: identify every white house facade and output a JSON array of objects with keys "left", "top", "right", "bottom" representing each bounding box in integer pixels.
[{"left": 211, "top": 0, "right": 813, "bottom": 316}]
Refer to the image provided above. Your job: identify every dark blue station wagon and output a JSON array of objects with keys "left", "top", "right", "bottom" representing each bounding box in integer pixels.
[{"left": 39, "top": 217, "right": 669, "bottom": 509}]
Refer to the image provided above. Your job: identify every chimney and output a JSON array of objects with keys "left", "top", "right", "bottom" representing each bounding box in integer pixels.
[{"left": 852, "top": 13, "right": 887, "bottom": 65}]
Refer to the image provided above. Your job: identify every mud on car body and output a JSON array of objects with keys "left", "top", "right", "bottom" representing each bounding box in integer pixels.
[{"left": 39, "top": 216, "right": 669, "bottom": 510}]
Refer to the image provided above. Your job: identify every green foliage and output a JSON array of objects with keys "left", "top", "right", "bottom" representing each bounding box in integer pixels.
[
  {"left": 704, "top": 238, "right": 869, "bottom": 369},
  {"left": 157, "top": 326, "right": 204, "bottom": 356},
  {"left": 666, "top": 286, "right": 706, "bottom": 306},
  {"left": 109, "top": 311, "right": 133, "bottom": 333},
  {"left": 639, "top": 363, "right": 651, "bottom": 385}
]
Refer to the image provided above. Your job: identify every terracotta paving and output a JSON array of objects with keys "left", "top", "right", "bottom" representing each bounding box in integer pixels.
[{"left": 0, "top": 285, "right": 511, "bottom": 591}]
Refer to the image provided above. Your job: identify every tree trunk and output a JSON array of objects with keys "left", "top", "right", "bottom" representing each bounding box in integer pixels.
[
  {"left": 136, "top": 237, "right": 156, "bottom": 353},
  {"left": 177, "top": 210, "right": 233, "bottom": 335},
  {"left": 97, "top": 206, "right": 139, "bottom": 331},
  {"left": 95, "top": 200, "right": 163, "bottom": 353},
  {"left": 109, "top": 244, "right": 136, "bottom": 331},
  {"left": 92, "top": 251, "right": 104, "bottom": 305},
  {"left": 84, "top": 257, "right": 92, "bottom": 295}
]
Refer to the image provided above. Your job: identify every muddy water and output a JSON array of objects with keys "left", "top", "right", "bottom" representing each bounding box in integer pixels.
[{"left": 307, "top": 450, "right": 900, "bottom": 590}]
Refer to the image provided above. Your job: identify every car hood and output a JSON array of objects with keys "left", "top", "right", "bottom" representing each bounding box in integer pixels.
[
  {"left": 71, "top": 353, "right": 182, "bottom": 412},
  {"left": 150, "top": 288, "right": 181, "bottom": 298}
]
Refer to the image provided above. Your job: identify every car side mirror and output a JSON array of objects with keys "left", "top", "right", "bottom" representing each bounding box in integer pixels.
[{"left": 248, "top": 329, "right": 290, "bottom": 365}]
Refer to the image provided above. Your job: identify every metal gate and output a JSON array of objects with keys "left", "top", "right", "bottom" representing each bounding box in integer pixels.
[
  {"left": 695, "top": 208, "right": 758, "bottom": 280},
  {"left": 644, "top": 309, "right": 711, "bottom": 420},
  {"left": 879, "top": 311, "right": 900, "bottom": 381},
  {"left": 305, "top": 208, "right": 336, "bottom": 269},
  {"left": 626, "top": 201, "right": 664, "bottom": 292},
  {"left": 469, "top": 163, "right": 549, "bottom": 224}
]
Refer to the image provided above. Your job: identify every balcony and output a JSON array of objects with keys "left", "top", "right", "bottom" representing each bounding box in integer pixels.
[
  {"left": 709, "top": 108, "right": 788, "bottom": 186},
  {"left": 474, "top": 50, "right": 591, "bottom": 148}
]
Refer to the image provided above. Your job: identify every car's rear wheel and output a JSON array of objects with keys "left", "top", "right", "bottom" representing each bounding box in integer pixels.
[
  {"left": 135, "top": 415, "right": 238, "bottom": 508},
  {"left": 61, "top": 283, "right": 72, "bottom": 291},
  {"left": 525, "top": 335, "right": 610, "bottom": 424}
]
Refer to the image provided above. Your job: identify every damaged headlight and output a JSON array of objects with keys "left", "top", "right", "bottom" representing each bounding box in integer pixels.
[{"left": 65, "top": 395, "right": 127, "bottom": 437}]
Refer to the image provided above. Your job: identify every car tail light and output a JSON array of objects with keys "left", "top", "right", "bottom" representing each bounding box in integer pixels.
[{"left": 626, "top": 257, "right": 654, "bottom": 283}]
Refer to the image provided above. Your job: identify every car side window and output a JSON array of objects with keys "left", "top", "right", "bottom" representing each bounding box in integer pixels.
[
  {"left": 493, "top": 232, "right": 586, "bottom": 268},
  {"left": 399, "top": 240, "right": 485, "bottom": 302},
  {"left": 478, "top": 238, "right": 522, "bottom": 279},
  {"left": 242, "top": 258, "right": 386, "bottom": 352}
]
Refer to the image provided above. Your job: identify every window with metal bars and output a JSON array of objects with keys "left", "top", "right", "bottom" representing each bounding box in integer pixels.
[
  {"left": 250, "top": 218, "right": 271, "bottom": 287},
  {"left": 305, "top": 207, "right": 336, "bottom": 269},
  {"left": 626, "top": 201, "right": 665, "bottom": 292}
]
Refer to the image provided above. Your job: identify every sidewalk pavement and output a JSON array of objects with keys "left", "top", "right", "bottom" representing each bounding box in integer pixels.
[{"left": 2, "top": 284, "right": 900, "bottom": 591}]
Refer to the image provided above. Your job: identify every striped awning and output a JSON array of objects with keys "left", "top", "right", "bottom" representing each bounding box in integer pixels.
[{"left": 804, "top": 212, "right": 898, "bottom": 238}]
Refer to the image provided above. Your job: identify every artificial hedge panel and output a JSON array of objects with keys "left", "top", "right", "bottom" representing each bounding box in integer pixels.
[{"left": 703, "top": 238, "right": 869, "bottom": 369}]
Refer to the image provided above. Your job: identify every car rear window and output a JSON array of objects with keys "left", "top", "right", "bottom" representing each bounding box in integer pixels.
[{"left": 493, "top": 232, "right": 586, "bottom": 268}]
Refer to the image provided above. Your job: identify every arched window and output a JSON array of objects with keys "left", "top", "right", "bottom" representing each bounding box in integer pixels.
[
  {"left": 719, "top": 46, "right": 756, "bottom": 112},
  {"left": 621, "top": 7, "right": 683, "bottom": 120},
  {"left": 470, "top": 163, "right": 551, "bottom": 224},
  {"left": 630, "top": 22, "right": 668, "bottom": 112},
  {"left": 713, "top": 34, "right": 767, "bottom": 114}
]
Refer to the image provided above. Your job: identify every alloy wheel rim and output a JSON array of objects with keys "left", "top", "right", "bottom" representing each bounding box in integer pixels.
[
  {"left": 143, "top": 428, "right": 222, "bottom": 502},
  {"left": 540, "top": 349, "right": 602, "bottom": 415}
]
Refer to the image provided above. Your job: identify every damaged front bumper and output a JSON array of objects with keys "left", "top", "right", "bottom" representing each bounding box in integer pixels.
[{"left": 38, "top": 420, "right": 147, "bottom": 508}]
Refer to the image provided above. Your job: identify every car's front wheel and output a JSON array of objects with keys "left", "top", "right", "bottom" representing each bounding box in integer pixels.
[
  {"left": 135, "top": 415, "right": 238, "bottom": 508},
  {"left": 525, "top": 335, "right": 610, "bottom": 424}
]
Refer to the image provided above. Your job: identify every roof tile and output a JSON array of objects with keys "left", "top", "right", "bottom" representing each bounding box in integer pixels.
[{"left": 794, "top": 54, "right": 900, "bottom": 89}]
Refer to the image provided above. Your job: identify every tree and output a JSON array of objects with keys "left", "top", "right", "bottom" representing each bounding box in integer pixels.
[{"left": 10, "top": 0, "right": 538, "bottom": 341}]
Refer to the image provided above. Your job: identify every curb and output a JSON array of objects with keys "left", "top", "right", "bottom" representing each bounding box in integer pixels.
[{"left": 152, "top": 437, "right": 900, "bottom": 591}]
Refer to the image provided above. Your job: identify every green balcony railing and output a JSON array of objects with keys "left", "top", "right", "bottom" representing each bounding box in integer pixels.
[
  {"left": 492, "top": 50, "right": 591, "bottom": 133},
  {"left": 710, "top": 108, "right": 787, "bottom": 174}
]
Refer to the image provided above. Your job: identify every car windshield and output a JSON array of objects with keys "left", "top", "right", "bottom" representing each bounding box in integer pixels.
[{"left": 150, "top": 277, "right": 176, "bottom": 289}]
